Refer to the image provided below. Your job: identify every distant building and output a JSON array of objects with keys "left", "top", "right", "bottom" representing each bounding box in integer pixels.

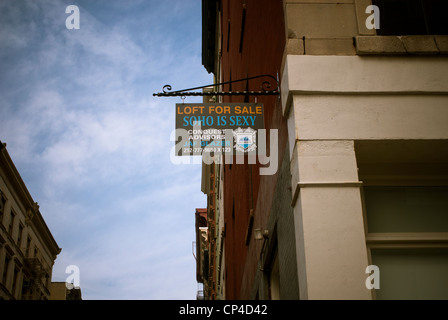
[
  {"left": 194, "top": 89, "right": 227, "bottom": 300},
  {"left": 200, "top": 0, "right": 448, "bottom": 300},
  {"left": 0, "top": 141, "right": 61, "bottom": 299},
  {"left": 199, "top": 161, "right": 226, "bottom": 300},
  {"left": 50, "top": 282, "right": 82, "bottom": 300},
  {"left": 194, "top": 208, "right": 207, "bottom": 300}
]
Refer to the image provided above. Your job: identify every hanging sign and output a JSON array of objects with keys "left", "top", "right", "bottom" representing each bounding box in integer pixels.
[{"left": 175, "top": 103, "right": 264, "bottom": 156}]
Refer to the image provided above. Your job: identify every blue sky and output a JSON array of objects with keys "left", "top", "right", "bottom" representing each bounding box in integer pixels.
[{"left": 0, "top": 0, "right": 211, "bottom": 299}]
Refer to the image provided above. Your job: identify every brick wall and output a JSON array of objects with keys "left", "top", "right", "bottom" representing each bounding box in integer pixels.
[{"left": 219, "top": 0, "right": 298, "bottom": 299}]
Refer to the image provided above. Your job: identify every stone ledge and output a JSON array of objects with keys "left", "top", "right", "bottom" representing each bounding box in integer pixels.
[
  {"left": 286, "top": 38, "right": 304, "bottom": 55},
  {"left": 287, "top": 37, "right": 356, "bottom": 55},
  {"left": 305, "top": 38, "right": 356, "bottom": 55},
  {"left": 356, "top": 35, "right": 448, "bottom": 55},
  {"left": 435, "top": 35, "right": 448, "bottom": 54},
  {"left": 401, "top": 35, "right": 439, "bottom": 54},
  {"left": 356, "top": 36, "right": 406, "bottom": 55}
]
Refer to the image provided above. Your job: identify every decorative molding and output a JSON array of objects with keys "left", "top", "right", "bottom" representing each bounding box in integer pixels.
[{"left": 291, "top": 181, "right": 363, "bottom": 207}]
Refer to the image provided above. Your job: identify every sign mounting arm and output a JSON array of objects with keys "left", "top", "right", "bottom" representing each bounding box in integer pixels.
[{"left": 153, "top": 74, "right": 279, "bottom": 97}]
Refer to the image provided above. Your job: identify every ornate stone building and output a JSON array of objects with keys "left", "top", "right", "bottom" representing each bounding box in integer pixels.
[{"left": 0, "top": 141, "right": 61, "bottom": 299}]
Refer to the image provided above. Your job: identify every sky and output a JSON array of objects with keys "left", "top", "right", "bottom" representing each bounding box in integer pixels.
[{"left": 0, "top": 0, "right": 212, "bottom": 299}]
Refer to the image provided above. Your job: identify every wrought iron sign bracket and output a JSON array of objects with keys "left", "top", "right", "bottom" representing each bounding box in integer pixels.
[{"left": 153, "top": 74, "right": 279, "bottom": 97}]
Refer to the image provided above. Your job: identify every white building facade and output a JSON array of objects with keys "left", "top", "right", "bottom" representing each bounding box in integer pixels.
[{"left": 281, "top": 0, "right": 448, "bottom": 299}]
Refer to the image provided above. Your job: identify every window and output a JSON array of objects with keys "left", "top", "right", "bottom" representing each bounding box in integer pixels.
[
  {"left": 12, "top": 266, "right": 20, "bottom": 297},
  {"left": 17, "top": 224, "right": 24, "bottom": 249},
  {"left": 363, "top": 186, "right": 448, "bottom": 299},
  {"left": 2, "top": 254, "right": 11, "bottom": 285},
  {"left": 26, "top": 237, "right": 31, "bottom": 257},
  {"left": 371, "top": 248, "right": 448, "bottom": 299},
  {"left": 21, "top": 275, "right": 31, "bottom": 299},
  {"left": 0, "top": 191, "right": 6, "bottom": 224},
  {"left": 8, "top": 210, "right": 15, "bottom": 235},
  {"left": 364, "top": 186, "right": 448, "bottom": 233},
  {"left": 372, "top": 0, "right": 448, "bottom": 35}
]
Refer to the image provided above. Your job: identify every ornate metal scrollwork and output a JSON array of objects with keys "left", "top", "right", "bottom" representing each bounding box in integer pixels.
[{"left": 153, "top": 74, "right": 279, "bottom": 97}]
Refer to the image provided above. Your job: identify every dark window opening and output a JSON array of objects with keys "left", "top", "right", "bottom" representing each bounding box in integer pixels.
[
  {"left": 227, "top": 20, "right": 231, "bottom": 52},
  {"left": 239, "top": 6, "right": 247, "bottom": 53},
  {"left": 372, "top": 0, "right": 448, "bottom": 35}
]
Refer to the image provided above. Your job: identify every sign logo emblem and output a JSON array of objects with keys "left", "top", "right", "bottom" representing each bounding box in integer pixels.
[{"left": 233, "top": 127, "right": 257, "bottom": 152}]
